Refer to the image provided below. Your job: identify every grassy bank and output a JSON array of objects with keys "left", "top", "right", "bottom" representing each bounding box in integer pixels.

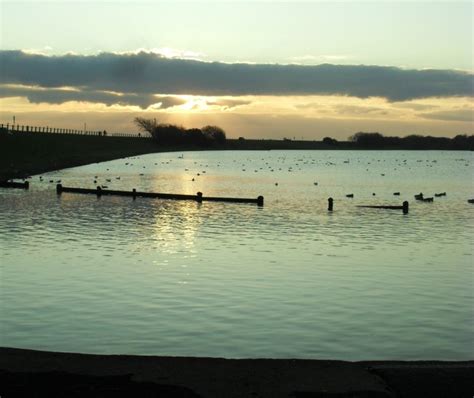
[{"left": 0, "top": 132, "right": 162, "bottom": 181}]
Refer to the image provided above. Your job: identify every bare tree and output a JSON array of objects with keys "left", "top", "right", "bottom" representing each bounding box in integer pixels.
[{"left": 134, "top": 117, "right": 158, "bottom": 136}]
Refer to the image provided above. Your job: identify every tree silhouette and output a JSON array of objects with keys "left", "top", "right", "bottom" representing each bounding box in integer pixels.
[{"left": 134, "top": 118, "right": 227, "bottom": 147}]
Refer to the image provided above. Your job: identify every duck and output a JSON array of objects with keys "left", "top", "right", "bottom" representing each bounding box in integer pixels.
[
  {"left": 346, "top": 194, "right": 354, "bottom": 198},
  {"left": 468, "top": 199, "right": 474, "bottom": 204},
  {"left": 422, "top": 197, "right": 434, "bottom": 202},
  {"left": 414, "top": 193, "right": 424, "bottom": 200},
  {"left": 393, "top": 192, "right": 400, "bottom": 196},
  {"left": 434, "top": 192, "right": 446, "bottom": 197}
]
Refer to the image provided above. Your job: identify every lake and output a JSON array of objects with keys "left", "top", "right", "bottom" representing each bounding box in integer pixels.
[{"left": 1, "top": 150, "right": 473, "bottom": 360}]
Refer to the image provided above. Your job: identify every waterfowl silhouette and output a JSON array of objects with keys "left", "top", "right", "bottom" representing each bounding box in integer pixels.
[
  {"left": 422, "top": 197, "right": 434, "bottom": 202},
  {"left": 346, "top": 194, "right": 354, "bottom": 198},
  {"left": 414, "top": 193, "right": 424, "bottom": 200}
]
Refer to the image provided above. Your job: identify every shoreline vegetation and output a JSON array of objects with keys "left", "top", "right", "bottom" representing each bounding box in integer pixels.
[
  {"left": 1, "top": 347, "right": 473, "bottom": 397},
  {"left": 1, "top": 122, "right": 473, "bottom": 181}
]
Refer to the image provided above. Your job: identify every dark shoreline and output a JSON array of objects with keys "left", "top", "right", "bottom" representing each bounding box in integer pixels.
[
  {"left": 1, "top": 347, "right": 472, "bottom": 397},
  {"left": 1, "top": 131, "right": 472, "bottom": 182}
]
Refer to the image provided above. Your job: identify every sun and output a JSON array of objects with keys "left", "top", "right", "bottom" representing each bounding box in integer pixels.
[{"left": 177, "top": 96, "right": 210, "bottom": 112}]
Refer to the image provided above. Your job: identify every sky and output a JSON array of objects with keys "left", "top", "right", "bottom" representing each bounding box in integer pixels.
[{"left": 0, "top": 1, "right": 472, "bottom": 139}]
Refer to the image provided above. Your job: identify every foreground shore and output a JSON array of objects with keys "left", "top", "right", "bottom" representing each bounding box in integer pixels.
[{"left": 1, "top": 347, "right": 472, "bottom": 397}]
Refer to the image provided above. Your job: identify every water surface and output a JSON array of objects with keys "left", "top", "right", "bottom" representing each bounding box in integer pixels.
[{"left": 1, "top": 150, "right": 473, "bottom": 360}]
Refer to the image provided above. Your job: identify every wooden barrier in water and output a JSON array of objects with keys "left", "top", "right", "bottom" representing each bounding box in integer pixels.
[
  {"left": 328, "top": 197, "right": 334, "bottom": 211},
  {"left": 0, "top": 181, "right": 29, "bottom": 189},
  {"left": 56, "top": 184, "right": 264, "bottom": 206},
  {"left": 357, "top": 201, "right": 409, "bottom": 214}
]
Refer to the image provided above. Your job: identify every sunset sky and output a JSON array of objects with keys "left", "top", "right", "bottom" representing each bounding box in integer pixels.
[{"left": 0, "top": 1, "right": 472, "bottom": 139}]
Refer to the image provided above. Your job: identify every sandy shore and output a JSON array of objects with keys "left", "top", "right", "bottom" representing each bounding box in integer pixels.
[{"left": 1, "top": 347, "right": 472, "bottom": 397}]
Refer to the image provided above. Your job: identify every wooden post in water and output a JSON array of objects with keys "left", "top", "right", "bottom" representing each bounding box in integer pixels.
[
  {"left": 97, "top": 186, "right": 102, "bottom": 197},
  {"left": 257, "top": 196, "right": 264, "bottom": 207},
  {"left": 56, "top": 183, "right": 63, "bottom": 195},
  {"left": 328, "top": 197, "right": 334, "bottom": 211},
  {"left": 197, "top": 192, "right": 203, "bottom": 203},
  {"left": 132, "top": 188, "right": 137, "bottom": 200},
  {"left": 403, "top": 201, "right": 409, "bottom": 214}
]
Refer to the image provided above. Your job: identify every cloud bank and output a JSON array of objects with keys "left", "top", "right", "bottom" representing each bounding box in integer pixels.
[
  {"left": 0, "top": 85, "right": 185, "bottom": 109},
  {"left": 1, "top": 50, "right": 472, "bottom": 102}
]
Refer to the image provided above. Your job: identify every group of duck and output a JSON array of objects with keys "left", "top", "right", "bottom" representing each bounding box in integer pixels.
[
  {"left": 413, "top": 192, "right": 446, "bottom": 202},
  {"left": 343, "top": 192, "right": 472, "bottom": 204},
  {"left": 343, "top": 191, "right": 449, "bottom": 202},
  {"left": 36, "top": 155, "right": 474, "bottom": 204}
]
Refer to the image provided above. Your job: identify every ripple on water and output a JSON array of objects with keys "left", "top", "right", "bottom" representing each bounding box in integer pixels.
[{"left": 1, "top": 150, "right": 473, "bottom": 360}]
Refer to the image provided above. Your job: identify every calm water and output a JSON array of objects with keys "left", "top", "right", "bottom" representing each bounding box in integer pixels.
[{"left": 1, "top": 150, "right": 473, "bottom": 360}]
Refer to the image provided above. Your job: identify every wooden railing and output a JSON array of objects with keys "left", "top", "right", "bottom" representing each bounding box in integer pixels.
[{"left": 0, "top": 123, "right": 150, "bottom": 138}]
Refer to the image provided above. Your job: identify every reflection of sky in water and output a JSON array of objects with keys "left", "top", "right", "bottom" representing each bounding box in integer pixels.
[{"left": 1, "top": 150, "right": 473, "bottom": 360}]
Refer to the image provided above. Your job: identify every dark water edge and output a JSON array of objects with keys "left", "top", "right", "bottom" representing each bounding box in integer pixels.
[{"left": 1, "top": 347, "right": 473, "bottom": 397}]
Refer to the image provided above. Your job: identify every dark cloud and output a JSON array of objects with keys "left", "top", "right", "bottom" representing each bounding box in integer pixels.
[
  {"left": 419, "top": 109, "right": 473, "bottom": 122},
  {"left": 0, "top": 84, "right": 185, "bottom": 109},
  {"left": 0, "top": 50, "right": 472, "bottom": 101}
]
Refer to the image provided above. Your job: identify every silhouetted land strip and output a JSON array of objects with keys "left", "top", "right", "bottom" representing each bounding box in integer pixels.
[
  {"left": 1, "top": 347, "right": 473, "bottom": 397},
  {"left": 0, "top": 130, "right": 159, "bottom": 181},
  {"left": 1, "top": 130, "right": 473, "bottom": 182},
  {"left": 57, "top": 184, "right": 264, "bottom": 206}
]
